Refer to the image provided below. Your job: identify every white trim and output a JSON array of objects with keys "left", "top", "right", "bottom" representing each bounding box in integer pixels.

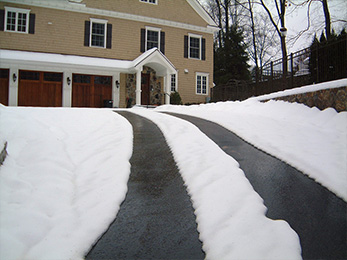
[
  {"left": 188, "top": 33, "right": 202, "bottom": 60},
  {"left": 89, "top": 18, "right": 108, "bottom": 48},
  {"left": 4, "top": 6, "right": 30, "bottom": 34},
  {"left": 196, "top": 72, "right": 209, "bottom": 95},
  {"left": 3, "top": 0, "right": 219, "bottom": 34}
]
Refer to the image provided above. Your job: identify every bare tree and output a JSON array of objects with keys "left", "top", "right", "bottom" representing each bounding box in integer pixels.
[{"left": 259, "top": 0, "right": 288, "bottom": 81}]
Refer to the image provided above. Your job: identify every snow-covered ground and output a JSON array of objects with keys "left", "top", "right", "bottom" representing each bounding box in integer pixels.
[
  {"left": 1, "top": 79, "right": 346, "bottom": 259},
  {"left": 0, "top": 106, "right": 132, "bottom": 260},
  {"left": 156, "top": 86, "right": 347, "bottom": 202}
]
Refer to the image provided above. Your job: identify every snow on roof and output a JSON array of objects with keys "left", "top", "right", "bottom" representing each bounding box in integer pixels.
[
  {"left": 0, "top": 48, "right": 176, "bottom": 75},
  {"left": 0, "top": 49, "right": 133, "bottom": 71}
]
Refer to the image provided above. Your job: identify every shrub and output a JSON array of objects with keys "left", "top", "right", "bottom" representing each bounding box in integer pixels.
[{"left": 170, "top": 91, "right": 183, "bottom": 105}]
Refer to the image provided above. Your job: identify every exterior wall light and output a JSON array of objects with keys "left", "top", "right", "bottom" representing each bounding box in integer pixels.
[
  {"left": 13, "top": 73, "right": 17, "bottom": 82},
  {"left": 116, "top": 80, "right": 120, "bottom": 88},
  {"left": 67, "top": 77, "right": 71, "bottom": 85}
]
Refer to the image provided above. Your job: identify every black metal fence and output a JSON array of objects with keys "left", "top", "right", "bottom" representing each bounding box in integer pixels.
[{"left": 211, "top": 35, "right": 347, "bottom": 102}]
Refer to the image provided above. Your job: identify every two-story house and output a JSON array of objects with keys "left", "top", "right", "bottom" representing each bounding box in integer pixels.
[{"left": 0, "top": 0, "right": 218, "bottom": 108}]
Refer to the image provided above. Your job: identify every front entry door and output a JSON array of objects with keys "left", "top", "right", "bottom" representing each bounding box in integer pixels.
[{"left": 141, "top": 73, "right": 150, "bottom": 105}]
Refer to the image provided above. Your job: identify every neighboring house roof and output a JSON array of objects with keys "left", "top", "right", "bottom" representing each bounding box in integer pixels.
[
  {"left": 2, "top": 0, "right": 219, "bottom": 33},
  {"left": 0, "top": 48, "right": 176, "bottom": 76}
]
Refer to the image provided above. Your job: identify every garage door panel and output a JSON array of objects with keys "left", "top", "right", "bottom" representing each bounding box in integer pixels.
[
  {"left": 0, "top": 69, "right": 9, "bottom": 106},
  {"left": 18, "top": 70, "right": 62, "bottom": 107},
  {"left": 73, "top": 74, "right": 112, "bottom": 108},
  {"left": 18, "top": 80, "right": 41, "bottom": 106},
  {"left": 42, "top": 83, "right": 62, "bottom": 107}
]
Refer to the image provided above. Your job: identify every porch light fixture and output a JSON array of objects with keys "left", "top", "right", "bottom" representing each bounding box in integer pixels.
[
  {"left": 13, "top": 73, "right": 17, "bottom": 82},
  {"left": 280, "top": 27, "right": 287, "bottom": 37},
  {"left": 67, "top": 77, "right": 71, "bottom": 85},
  {"left": 116, "top": 80, "right": 120, "bottom": 88}
]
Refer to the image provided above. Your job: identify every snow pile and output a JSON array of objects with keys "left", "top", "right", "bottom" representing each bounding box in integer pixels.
[
  {"left": 255, "top": 78, "right": 347, "bottom": 101},
  {"left": 156, "top": 99, "right": 347, "bottom": 201},
  {"left": 0, "top": 107, "right": 133, "bottom": 260},
  {"left": 131, "top": 108, "right": 302, "bottom": 260}
]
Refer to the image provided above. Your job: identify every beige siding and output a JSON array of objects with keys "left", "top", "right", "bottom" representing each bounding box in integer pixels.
[
  {"left": 0, "top": 1, "right": 214, "bottom": 106},
  {"left": 83, "top": 0, "right": 208, "bottom": 27}
]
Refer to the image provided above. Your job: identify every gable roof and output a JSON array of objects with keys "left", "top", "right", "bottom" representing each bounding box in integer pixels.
[{"left": 186, "top": 0, "right": 217, "bottom": 28}]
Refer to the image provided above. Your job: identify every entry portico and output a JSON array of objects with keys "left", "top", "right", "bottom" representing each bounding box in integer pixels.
[
  {"left": 132, "top": 48, "right": 177, "bottom": 106},
  {"left": 0, "top": 48, "right": 176, "bottom": 107}
]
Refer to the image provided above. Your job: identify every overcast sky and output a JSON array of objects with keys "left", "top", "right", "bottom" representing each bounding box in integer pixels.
[{"left": 198, "top": 0, "right": 347, "bottom": 53}]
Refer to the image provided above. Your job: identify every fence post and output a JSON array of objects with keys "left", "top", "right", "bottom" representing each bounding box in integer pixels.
[
  {"left": 290, "top": 53, "right": 294, "bottom": 89},
  {"left": 316, "top": 46, "right": 319, "bottom": 83}
]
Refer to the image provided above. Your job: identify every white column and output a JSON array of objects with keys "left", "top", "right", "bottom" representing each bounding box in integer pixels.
[
  {"left": 63, "top": 71, "right": 72, "bottom": 107},
  {"left": 8, "top": 68, "right": 18, "bottom": 106},
  {"left": 135, "top": 70, "right": 142, "bottom": 106},
  {"left": 164, "top": 74, "right": 171, "bottom": 105},
  {"left": 113, "top": 72, "right": 120, "bottom": 108}
]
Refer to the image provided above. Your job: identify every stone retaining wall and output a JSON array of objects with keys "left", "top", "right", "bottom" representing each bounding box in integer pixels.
[{"left": 268, "top": 86, "right": 347, "bottom": 112}]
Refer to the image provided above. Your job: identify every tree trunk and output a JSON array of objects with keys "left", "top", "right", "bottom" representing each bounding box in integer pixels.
[
  {"left": 248, "top": 0, "right": 259, "bottom": 83},
  {"left": 322, "top": 0, "right": 331, "bottom": 40}
]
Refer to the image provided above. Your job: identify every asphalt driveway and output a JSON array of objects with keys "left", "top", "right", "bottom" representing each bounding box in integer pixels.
[
  {"left": 166, "top": 112, "right": 347, "bottom": 260},
  {"left": 86, "top": 111, "right": 204, "bottom": 259}
]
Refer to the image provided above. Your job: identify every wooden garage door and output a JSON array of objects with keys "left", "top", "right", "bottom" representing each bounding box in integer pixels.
[
  {"left": 72, "top": 74, "right": 112, "bottom": 107},
  {"left": 0, "top": 69, "right": 9, "bottom": 106},
  {"left": 18, "top": 70, "right": 62, "bottom": 107}
]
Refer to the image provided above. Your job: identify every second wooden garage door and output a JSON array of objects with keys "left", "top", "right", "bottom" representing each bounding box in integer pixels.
[{"left": 72, "top": 74, "right": 112, "bottom": 108}]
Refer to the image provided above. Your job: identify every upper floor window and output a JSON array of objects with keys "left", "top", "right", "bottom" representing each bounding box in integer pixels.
[
  {"left": 140, "top": 0, "right": 158, "bottom": 4},
  {"left": 189, "top": 35, "right": 201, "bottom": 59},
  {"left": 4, "top": 7, "right": 30, "bottom": 33},
  {"left": 184, "top": 34, "right": 206, "bottom": 60},
  {"left": 140, "top": 27, "right": 165, "bottom": 54},
  {"left": 91, "top": 19, "right": 107, "bottom": 48},
  {"left": 84, "top": 18, "right": 112, "bottom": 49},
  {"left": 146, "top": 27, "right": 160, "bottom": 50}
]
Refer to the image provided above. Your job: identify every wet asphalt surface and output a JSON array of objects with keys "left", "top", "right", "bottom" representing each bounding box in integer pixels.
[
  {"left": 86, "top": 111, "right": 205, "bottom": 260},
  {"left": 166, "top": 112, "right": 347, "bottom": 260}
]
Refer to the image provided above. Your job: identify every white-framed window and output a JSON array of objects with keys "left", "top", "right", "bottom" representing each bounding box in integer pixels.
[
  {"left": 170, "top": 74, "right": 177, "bottom": 92},
  {"left": 140, "top": 0, "right": 158, "bottom": 4},
  {"left": 196, "top": 73, "right": 209, "bottom": 95},
  {"left": 145, "top": 26, "right": 161, "bottom": 51},
  {"left": 90, "top": 18, "right": 108, "bottom": 48},
  {"left": 189, "top": 33, "right": 202, "bottom": 60},
  {"left": 4, "top": 7, "right": 30, "bottom": 33}
]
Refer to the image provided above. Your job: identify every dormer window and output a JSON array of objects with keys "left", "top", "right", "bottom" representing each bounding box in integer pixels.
[{"left": 140, "top": 0, "right": 157, "bottom": 4}]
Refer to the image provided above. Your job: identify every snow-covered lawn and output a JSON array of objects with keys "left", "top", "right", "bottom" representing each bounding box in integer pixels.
[
  {"left": 1, "top": 85, "right": 346, "bottom": 259},
  {"left": 156, "top": 99, "right": 347, "bottom": 202},
  {"left": 0, "top": 106, "right": 132, "bottom": 260}
]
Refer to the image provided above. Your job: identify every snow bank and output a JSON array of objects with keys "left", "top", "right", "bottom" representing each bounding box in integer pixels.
[
  {"left": 131, "top": 108, "right": 302, "bottom": 260},
  {"left": 0, "top": 107, "right": 133, "bottom": 260},
  {"left": 156, "top": 99, "right": 347, "bottom": 202},
  {"left": 255, "top": 78, "right": 347, "bottom": 101}
]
